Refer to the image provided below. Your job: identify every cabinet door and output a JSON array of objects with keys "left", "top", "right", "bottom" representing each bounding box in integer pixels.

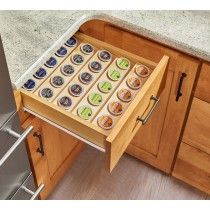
[
  {"left": 22, "top": 116, "right": 83, "bottom": 199},
  {"left": 127, "top": 55, "right": 199, "bottom": 173}
]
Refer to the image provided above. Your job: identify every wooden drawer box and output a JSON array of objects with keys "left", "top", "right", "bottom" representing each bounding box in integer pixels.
[
  {"left": 182, "top": 97, "right": 210, "bottom": 155},
  {"left": 16, "top": 23, "right": 169, "bottom": 172},
  {"left": 195, "top": 62, "right": 210, "bottom": 103},
  {"left": 173, "top": 142, "right": 210, "bottom": 194}
]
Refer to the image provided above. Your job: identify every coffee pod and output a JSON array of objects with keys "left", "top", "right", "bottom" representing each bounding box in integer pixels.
[
  {"left": 135, "top": 65, "right": 151, "bottom": 78},
  {"left": 65, "top": 36, "right": 77, "bottom": 47},
  {"left": 45, "top": 57, "right": 57, "bottom": 68},
  {"left": 117, "top": 88, "right": 132, "bottom": 102},
  {"left": 107, "top": 69, "right": 121, "bottom": 81},
  {"left": 69, "top": 84, "right": 84, "bottom": 97},
  {"left": 33, "top": 68, "right": 47, "bottom": 79},
  {"left": 60, "top": 64, "right": 75, "bottom": 76},
  {"left": 57, "top": 96, "right": 72, "bottom": 110},
  {"left": 108, "top": 101, "right": 123, "bottom": 116},
  {"left": 50, "top": 75, "right": 65, "bottom": 88},
  {"left": 22, "top": 79, "right": 36, "bottom": 91},
  {"left": 79, "top": 72, "right": 93, "bottom": 85},
  {"left": 71, "top": 54, "right": 84, "bottom": 65},
  {"left": 80, "top": 43, "right": 94, "bottom": 55},
  {"left": 77, "top": 106, "right": 93, "bottom": 120},
  {"left": 116, "top": 57, "right": 130, "bottom": 70},
  {"left": 98, "top": 81, "right": 112, "bottom": 93},
  {"left": 39, "top": 87, "right": 54, "bottom": 99},
  {"left": 55, "top": 46, "right": 68, "bottom": 57},
  {"left": 88, "top": 92, "right": 103, "bottom": 106},
  {"left": 97, "top": 115, "right": 113, "bottom": 130},
  {"left": 98, "top": 50, "right": 112, "bottom": 62},
  {"left": 89, "top": 61, "right": 102, "bottom": 73},
  {"left": 126, "top": 77, "right": 141, "bottom": 90}
]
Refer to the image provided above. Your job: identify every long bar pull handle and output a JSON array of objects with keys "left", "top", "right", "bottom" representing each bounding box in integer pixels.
[
  {"left": 137, "top": 96, "right": 160, "bottom": 125},
  {"left": 33, "top": 132, "right": 44, "bottom": 156},
  {"left": 176, "top": 72, "right": 187, "bottom": 101},
  {"left": 21, "top": 183, "right": 45, "bottom": 200},
  {"left": 0, "top": 126, "right": 33, "bottom": 167}
]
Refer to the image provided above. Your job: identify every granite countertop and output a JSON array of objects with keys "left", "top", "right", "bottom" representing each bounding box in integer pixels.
[{"left": 0, "top": 10, "right": 209, "bottom": 83}]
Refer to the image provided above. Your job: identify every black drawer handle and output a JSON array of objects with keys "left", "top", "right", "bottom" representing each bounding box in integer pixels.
[
  {"left": 33, "top": 132, "right": 44, "bottom": 156},
  {"left": 176, "top": 72, "right": 187, "bottom": 101}
]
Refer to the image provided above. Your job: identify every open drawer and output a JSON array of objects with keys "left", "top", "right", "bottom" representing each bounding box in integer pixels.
[{"left": 16, "top": 22, "right": 169, "bottom": 172}]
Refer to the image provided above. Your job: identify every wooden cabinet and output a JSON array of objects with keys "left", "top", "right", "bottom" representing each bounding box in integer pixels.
[
  {"left": 173, "top": 63, "right": 210, "bottom": 194},
  {"left": 173, "top": 142, "right": 210, "bottom": 194},
  {"left": 80, "top": 19, "right": 200, "bottom": 173},
  {"left": 21, "top": 114, "right": 84, "bottom": 199},
  {"left": 128, "top": 54, "right": 199, "bottom": 173},
  {"left": 195, "top": 62, "right": 210, "bottom": 103}
]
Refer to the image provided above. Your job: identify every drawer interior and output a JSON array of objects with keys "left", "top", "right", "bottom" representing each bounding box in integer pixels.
[{"left": 18, "top": 21, "right": 169, "bottom": 171}]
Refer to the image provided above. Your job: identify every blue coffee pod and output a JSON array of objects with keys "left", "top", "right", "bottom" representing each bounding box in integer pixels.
[
  {"left": 33, "top": 67, "right": 47, "bottom": 79},
  {"left": 22, "top": 79, "right": 36, "bottom": 91},
  {"left": 45, "top": 57, "right": 57, "bottom": 68},
  {"left": 81, "top": 43, "right": 94, "bottom": 54},
  {"left": 71, "top": 54, "right": 84, "bottom": 65},
  {"left": 65, "top": 36, "right": 77, "bottom": 47},
  {"left": 60, "top": 64, "right": 75, "bottom": 76},
  {"left": 56, "top": 46, "right": 67, "bottom": 57}
]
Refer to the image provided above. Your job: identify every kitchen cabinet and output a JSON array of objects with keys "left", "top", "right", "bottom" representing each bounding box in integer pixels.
[
  {"left": 15, "top": 92, "right": 84, "bottom": 199},
  {"left": 22, "top": 116, "right": 84, "bottom": 199},
  {"left": 80, "top": 19, "right": 200, "bottom": 173},
  {"left": 13, "top": 18, "right": 204, "bottom": 199},
  {"left": 173, "top": 62, "right": 210, "bottom": 194}
]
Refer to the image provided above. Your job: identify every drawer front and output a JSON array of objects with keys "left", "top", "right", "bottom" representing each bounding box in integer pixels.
[
  {"left": 195, "top": 63, "right": 210, "bottom": 103},
  {"left": 183, "top": 97, "right": 210, "bottom": 155},
  {"left": 106, "top": 56, "right": 169, "bottom": 171},
  {"left": 173, "top": 142, "right": 210, "bottom": 194}
]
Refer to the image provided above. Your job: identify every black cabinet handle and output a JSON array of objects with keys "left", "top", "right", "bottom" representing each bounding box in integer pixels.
[
  {"left": 176, "top": 72, "right": 187, "bottom": 101},
  {"left": 33, "top": 132, "right": 44, "bottom": 156}
]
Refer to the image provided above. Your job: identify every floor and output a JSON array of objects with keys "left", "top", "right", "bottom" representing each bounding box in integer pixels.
[{"left": 49, "top": 146, "right": 209, "bottom": 200}]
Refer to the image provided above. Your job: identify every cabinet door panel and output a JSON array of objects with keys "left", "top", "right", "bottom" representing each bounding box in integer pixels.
[
  {"left": 23, "top": 116, "right": 83, "bottom": 199},
  {"left": 42, "top": 121, "right": 78, "bottom": 176},
  {"left": 130, "top": 70, "right": 173, "bottom": 155},
  {"left": 127, "top": 55, "right": 199, "bottom": 173}
]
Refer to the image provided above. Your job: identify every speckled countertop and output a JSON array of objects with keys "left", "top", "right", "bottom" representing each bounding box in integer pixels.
[{"left": 0, "top": 10, "right": 209, "bottom": 83}]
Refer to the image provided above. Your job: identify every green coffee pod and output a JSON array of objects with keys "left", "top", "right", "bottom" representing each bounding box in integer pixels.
[
  {"left": 88, "top": 92, "right": 103, "bottom": 106},
  {"left": 116, "top": 57, "right": 130, "bottom": 70},
  {"left": 107, "top": 69, "right": 121, "bottom": 81},
  {"left": 98, "top": 81, "right": 112, "bottom": 93},
  {"left": 77, "top": 106, "right": 93, "bottom": 120}
]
